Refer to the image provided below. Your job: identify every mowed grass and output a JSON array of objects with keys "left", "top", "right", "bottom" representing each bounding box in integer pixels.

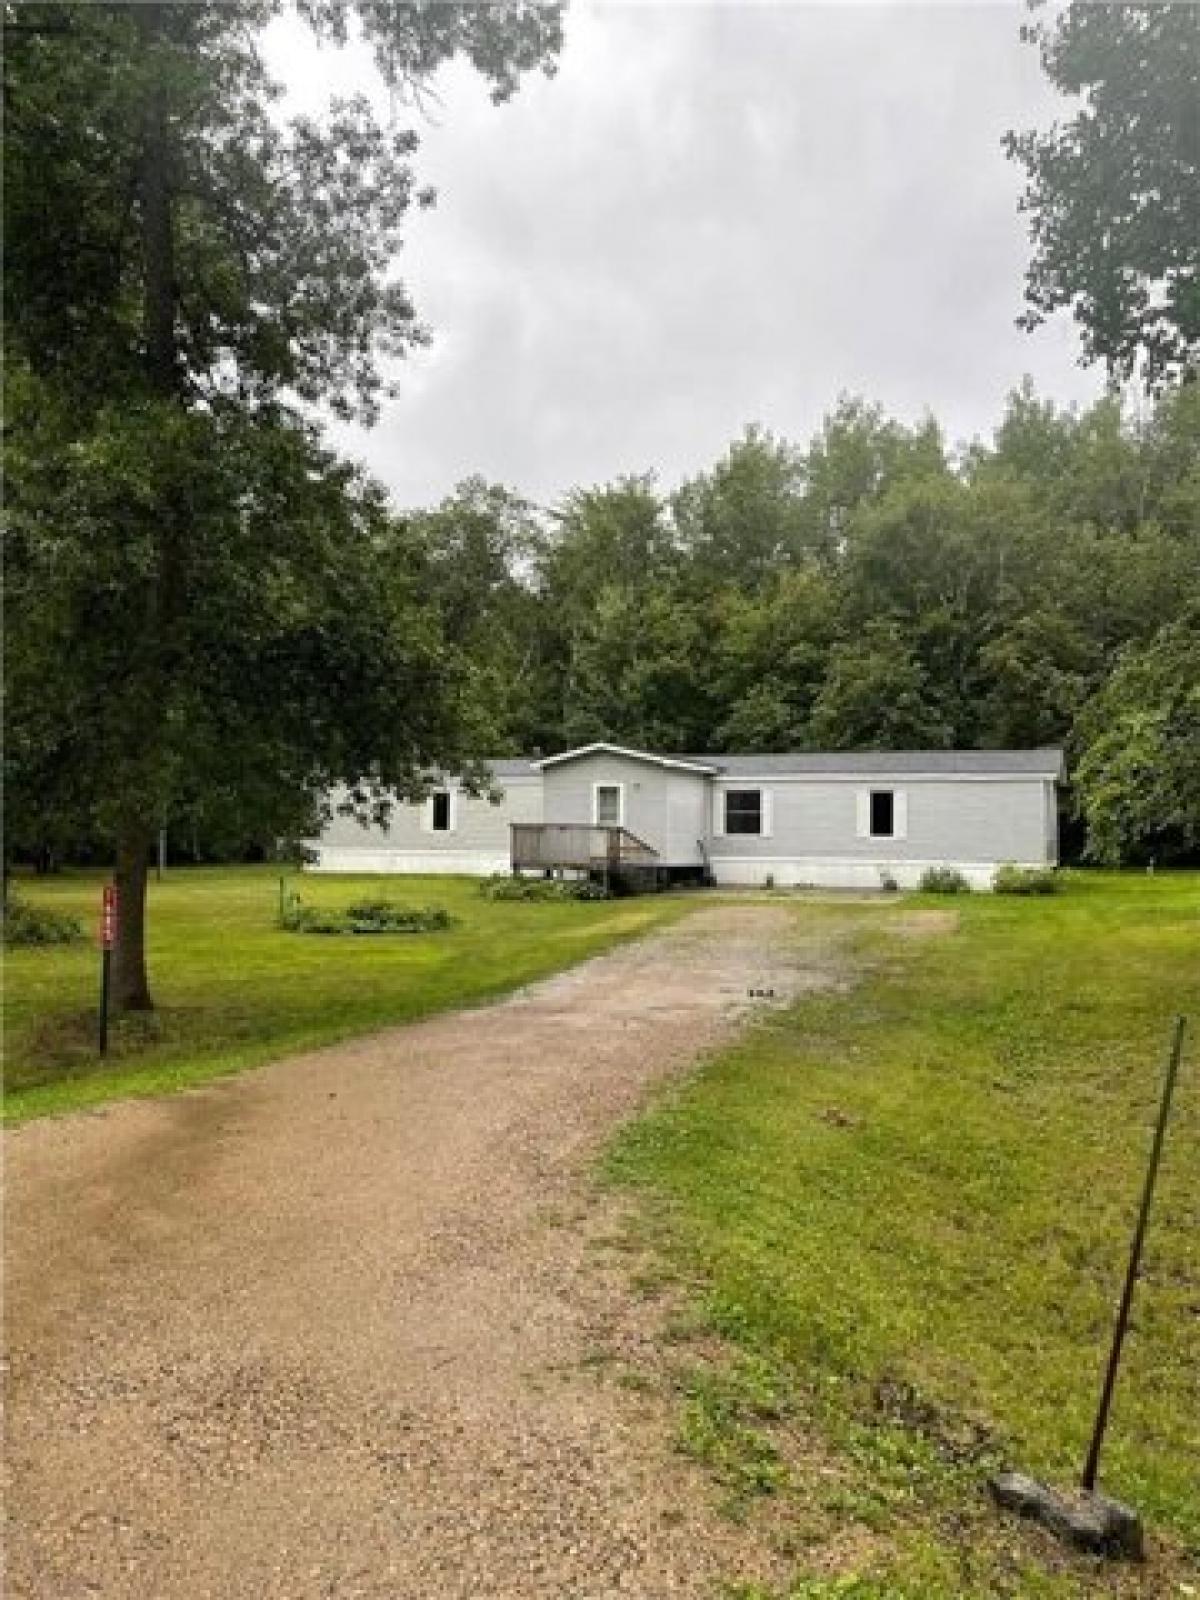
[
  {"left": 3, "top": 865, "right": 690, "bottom": 1123},
  {"left": 605, "top": 873, "right": 1200, "bottom": 1597}
]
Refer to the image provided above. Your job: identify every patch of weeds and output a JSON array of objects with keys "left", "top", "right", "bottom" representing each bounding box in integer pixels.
[
  {"left": 675, "top": 1355, "right": 793, "bottom": 1505},
  {"left": 917, "top": 867, "right": 972, "bottom": 894},
  {"left": 478, "top": 874, "right": 610, "bottom": 902},
  {"left": 615, "top": 1366, "right": 656, "bottom": 1394},
  {"left": 2, "top": 896, "right": 85, "bottom": 947},
  {"left": 816, "top": 1481, "right": 895, "bottom": 1534},
  {"left": 870, "top": 1375, "right": 1004, "bottom": 1468},
  {"left": 281, "top": 898, "right": 455, "bottom": 935},
  {"left": 801, "top": 1374, "right": 1006, "bottom": 1536},
  {"left": 661, "top": 1304, "right": 713, "bottom": 1344},
  {"left": 992, "top": 864, "right": 1062, "bottom": 895},
  {"left": 725, "top": 1583, "right": 912, "bottom": 1600},
  {"left": 28, "top": 1005, "right": 177, "bottom": 1072},
  {"left": 576, "top": 1347, "right": 615, "bottom": 1371},
  {"left": 630, "top": 1263, "right": 677, "bottom": 1298}
]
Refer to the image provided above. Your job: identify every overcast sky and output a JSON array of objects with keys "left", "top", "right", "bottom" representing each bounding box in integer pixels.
[{"left": 264, "top": 2, "right": 1101, "bottom": 511}]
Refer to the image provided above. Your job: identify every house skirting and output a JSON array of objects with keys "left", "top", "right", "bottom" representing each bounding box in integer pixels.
[
  {"left": 706, "top": 857, "right": 1040, "bottom": 891},
  {"left": 310, "top": 848, "right": 510, "bottom": 876}
]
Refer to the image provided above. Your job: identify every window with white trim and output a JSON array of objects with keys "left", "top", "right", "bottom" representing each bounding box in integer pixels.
[
  {"left": 594, "top": 784, "right": 622, "bottom": 826},
  {"left": 431, "top": 791, "right": 452, "bottom": 832},
  {"left": 869, "top": 790, "right": 894, "bottom": 838},
  {"left": 724, "top": 789, "right": 763, "bottom": 836}
]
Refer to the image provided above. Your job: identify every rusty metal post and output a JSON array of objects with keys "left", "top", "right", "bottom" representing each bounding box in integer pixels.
[{"left": 1081, "top": 1014, "right": 1188, "bottom": 1491}]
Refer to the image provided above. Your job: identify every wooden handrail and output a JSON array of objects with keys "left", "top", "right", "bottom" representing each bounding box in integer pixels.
[{"left": 510, "top": 822, "right": 660, "bottom": 870}]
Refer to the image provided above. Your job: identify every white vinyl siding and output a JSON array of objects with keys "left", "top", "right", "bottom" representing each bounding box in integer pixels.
[
  {"left": 894, "top": 790, "right": 908, "bottom": 840},
  {"left": 542, "top": 752, "right": 706, "bottom": 863},
  {"left": 315, "top": 776, "right": 540, "bottom": 868},
  {"left": 719, "top": 777, "right": 1047, "bottom": 865},
  {"left": 314, "top": 755, "right": 1058, "bottom": 883}
]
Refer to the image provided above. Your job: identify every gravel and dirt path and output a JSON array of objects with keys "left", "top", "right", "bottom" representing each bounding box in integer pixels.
[{"left": 5, "top": 905, "right": 851, "bottom": 1599}]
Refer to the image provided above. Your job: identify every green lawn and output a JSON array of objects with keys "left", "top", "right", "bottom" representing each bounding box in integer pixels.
[
  {"left": 3, "top": 865, "right": 689, "bottom": 1122},
  {"left": 605, "top": 873, "right": 1200, "bottom": 1597}
]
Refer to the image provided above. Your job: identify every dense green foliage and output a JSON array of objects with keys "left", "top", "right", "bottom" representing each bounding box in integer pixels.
[
  {"left": 407, "top": 385, "right": 1200, "bottom": 863},
  {"left": 990, "top": 864, "right": 1061, "bottom": 896},
  {"left": 479, "top": 874, "right": 611, "bottom": 902},
  {"left": 1, "top": 896, "right": 85, "bottom": 948},
  {"left": 1006, "top": 3, "right": 1200, "bottom": 389},
  {"left": 607, "top": 875, "right": 1200, "bottom": 1592},
  {"left": 1072, "top": 617, "right": 1200, "bottom": 865},
  {"left": 917, "top": 867, "right": 973, "bottom": 895},
  {"left": 2, "top": 1, "right": 561, "bottom": 1008},
  {"left": 2, "top": 867, "right": 685, "bottom": 1121},
  {"left": 279, "top": 896, "right": 456, "bottom": 934}
]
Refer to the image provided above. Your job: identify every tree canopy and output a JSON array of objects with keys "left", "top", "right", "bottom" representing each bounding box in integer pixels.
[
  {"left": 410, "top": 382, "right": 1200, "bottom": 863},
  {"left": 2, "top": 1, "right": 561, "bottom": 1005},
  {"left": 1006, "top": 2, "right": 1200, "bottom": 389}
]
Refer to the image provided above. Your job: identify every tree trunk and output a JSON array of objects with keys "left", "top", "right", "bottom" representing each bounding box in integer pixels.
[
  {"left": 105, "top": 5, "right": 176, "bottom": 1018},
  {"left": 112, "top": 829, "right": 153, "bottom": 1012}
]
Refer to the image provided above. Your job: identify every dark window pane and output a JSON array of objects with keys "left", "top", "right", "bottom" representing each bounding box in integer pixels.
[
  {"left": 595, "top": 785, "right": 621, "bottom": 825},
  {"left": 432, "top": 791, "right": 451, "bottom": 831},
  {"left": 725, "top": 790, "right": 762, "bottom": 835},
  {"left": 870, "top": 790, "right": 894, "bottom": 837}
]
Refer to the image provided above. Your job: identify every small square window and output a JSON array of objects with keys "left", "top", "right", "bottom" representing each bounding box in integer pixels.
[
  {"left": 431, "top": 791, "right": 452, "bottom": 832},
  {"left": 869, "top": 790, "right": 894, "bottom": 838},
  {"left": 725, "top": 790, "right": 762, "bottom": 836}
]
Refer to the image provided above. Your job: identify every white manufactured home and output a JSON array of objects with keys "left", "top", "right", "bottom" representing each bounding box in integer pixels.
[{"left": 310, "top": 742, "right": 1064, "bottom": 890}]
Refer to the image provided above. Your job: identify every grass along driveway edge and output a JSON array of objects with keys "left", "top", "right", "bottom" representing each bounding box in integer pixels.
[
  {"left": 601, "top": 874, "right": 1200, "bottom": 1597},
  {"left": 4, "top": 866, "right": 695, "bottom": 1123}
]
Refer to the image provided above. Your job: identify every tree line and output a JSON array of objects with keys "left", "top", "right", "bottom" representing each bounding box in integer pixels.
[{"left": 406, "top": 383, "right": 1200, "bottom": 867}]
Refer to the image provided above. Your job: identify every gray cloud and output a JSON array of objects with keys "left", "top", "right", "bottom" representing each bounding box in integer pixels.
[{"left": 266, "top": 2, "right": 1101, "bottom": 510}]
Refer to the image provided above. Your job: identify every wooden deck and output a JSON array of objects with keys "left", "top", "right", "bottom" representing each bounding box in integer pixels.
[{"left": 510, "top": 823, "right": 659, "bottom": 874}]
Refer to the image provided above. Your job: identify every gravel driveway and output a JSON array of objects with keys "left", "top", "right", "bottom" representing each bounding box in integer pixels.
[{"left": 5, "top": 905, "right": 844, "bottom": 1599}]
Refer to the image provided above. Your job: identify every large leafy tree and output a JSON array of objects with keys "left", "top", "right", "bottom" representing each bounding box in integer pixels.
[
  {"left": 408, "top": 478, "right": 549, "bottom": 754},
  {"left": 795, "top": 398, "right": 948, "bottom": 564},
  {"left": 807, "top": 623, "right": 954, "bottom": 752},
  {"left": 3, "top": 1, "right": 560, "bottom": 1007},
  {"left": 1073, "top": 617, "right": 1200, "bottom": 863},
  {"left": 1006, "top": 2, "right": 1200, "bottom": 388},
  {"left": 711, "top": 570, "right": 837, "bottom": 751},
  {"left": 672, "top": 427, "right": 811, "bottom": 585}
]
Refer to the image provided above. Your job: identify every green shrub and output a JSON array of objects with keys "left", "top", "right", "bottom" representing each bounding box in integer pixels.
[
  {"left": 918, "top": 866, "right": 972, "bottom": 895},
  {"left": 992, "top": 864, "right": 1062, "bottom": 896},
  {"left": 280, "top": 905, "right": 345, "bottom": 935},
  {"left": 345, "top": 900, "right": 455, "bottom": 932},
  {"left": 479, "top": 874, "right": 610, "bottom": 902},
  {"left": 564, "top": 878, "right": 611, "bottom": 901},
  {"left": 2, "top": 897, "right": 86, "bottom": 947},
  {"left": 280, "top": 898, "right": 455, "bottom": 935}
]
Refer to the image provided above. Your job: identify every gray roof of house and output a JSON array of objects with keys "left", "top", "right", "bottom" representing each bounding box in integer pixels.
[
  {"left": 686, "top": 748, "right": 1066, "bottom": 778},
  {"left": 486, "top": 748, "right": 1064, "bottom": 780},
  {"left": 483, "top": 758, "right": 540, "bottom": 778}
]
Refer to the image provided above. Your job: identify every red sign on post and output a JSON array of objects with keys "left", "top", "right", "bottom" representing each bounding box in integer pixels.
[{"left": 100, "top": 885, "right": 119, "bottom": 949}]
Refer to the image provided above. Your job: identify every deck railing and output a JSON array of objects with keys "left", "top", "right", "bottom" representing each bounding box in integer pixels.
[{"left": 510, "top": 822, "right": 659, "bottom": 873}]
